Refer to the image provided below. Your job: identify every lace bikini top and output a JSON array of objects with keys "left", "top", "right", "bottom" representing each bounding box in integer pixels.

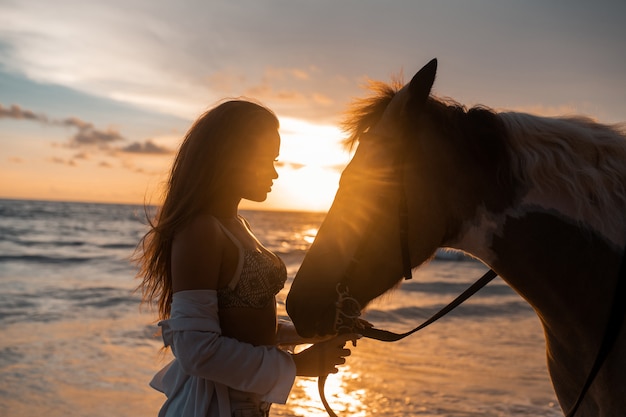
[{"left": 216, "top": 219, "right": 287, "bottom": 309}]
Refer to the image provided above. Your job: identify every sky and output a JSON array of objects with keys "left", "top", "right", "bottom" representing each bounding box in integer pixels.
[{"left": 0, "top": 0, "right": 624, "bottom": 212}]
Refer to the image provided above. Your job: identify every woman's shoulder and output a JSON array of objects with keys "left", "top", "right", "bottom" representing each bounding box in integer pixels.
[
  {"left": 175, "top": 214, "right": 225, "bottom": 245},
  {"left": 171, "top": 214, "right": 228, "bottom": 292}
]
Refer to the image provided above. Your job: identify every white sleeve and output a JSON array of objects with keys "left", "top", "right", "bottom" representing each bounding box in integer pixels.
[{"left": 159, "top": 290, "right": 296, "bottom": 404}]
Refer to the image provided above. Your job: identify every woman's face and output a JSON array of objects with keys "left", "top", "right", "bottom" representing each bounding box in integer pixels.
[{"left": 237, "top": 129, "right": 280, "bottom": 202}]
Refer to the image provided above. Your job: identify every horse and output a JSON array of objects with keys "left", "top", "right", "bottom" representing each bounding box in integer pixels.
[{"left": 286, "top": 59, "right": 626, "bottom": 416}]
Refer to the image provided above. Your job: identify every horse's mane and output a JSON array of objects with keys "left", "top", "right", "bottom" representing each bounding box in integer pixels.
[
  {"left": 499, "top": 112, "right": 626, "bottom": 230},
  {"left": 342, "top": 80, "right": 626, "bottom": 233}
]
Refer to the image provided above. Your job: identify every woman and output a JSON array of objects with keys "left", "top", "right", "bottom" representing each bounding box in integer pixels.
[{"left": 136, "top": 100, "right": 356, "bottom": 417}]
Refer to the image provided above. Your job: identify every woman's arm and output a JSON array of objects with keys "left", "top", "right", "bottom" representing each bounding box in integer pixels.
[
  {"left": 163, "top": 290, "right": 296, "bottom": 403},
  {"left": 277, "top": 318, "right": 370, "bottom": 346},
  {"left": 276, "top": 319, "right": 331, "bottom": 346},
  {"left": 164, "top": 292, "right": 357, "bottom": 400}
]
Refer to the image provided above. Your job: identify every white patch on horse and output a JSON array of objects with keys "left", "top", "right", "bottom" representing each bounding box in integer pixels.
[{"left": 448, "top": 205, "right": 505, "bottom": 264}]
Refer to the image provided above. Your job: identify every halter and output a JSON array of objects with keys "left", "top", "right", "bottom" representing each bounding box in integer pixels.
[
  {"left": 317, "top": 130, "right": 626, "bottom": 417},
  {"left": 328, "top": 130, "right": 498, "bottom": 337},
  {"left": 318, "top": 129, "right": 499, "bottom": 416}
]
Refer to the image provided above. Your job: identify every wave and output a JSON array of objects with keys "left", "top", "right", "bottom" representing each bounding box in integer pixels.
[
  {"left": 401, "top": 281, "right": 518, "bottom": 298},
  {"left": 0, "top": 286, "right": 141, "bottom": 325},
  {"left": 43, "top": 286, "right": 138, "bottom": 302},
  {"left": 3, "top": 239, "right": 87, "bottom": 248},
  {"left": 364, "top": 300, "right": 534, "bottom": 324},
  {"left": 0, "top": 254, "right": 97, "bottom": 264},
  {"left": 97, "top": 242, "right": 137, "bottom": 250}
]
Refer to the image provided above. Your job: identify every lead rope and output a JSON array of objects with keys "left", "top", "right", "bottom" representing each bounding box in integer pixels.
[
  {"left": 319, "top": 246, "right": 626, "bottom": 417},
  {"left": 318, "top": 269, "right": 498, "bottom": 416}
]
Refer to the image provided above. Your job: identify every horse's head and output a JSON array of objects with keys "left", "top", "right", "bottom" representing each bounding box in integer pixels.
[{"left": 287, "top": 59, "right": 515, "bottom": 337}]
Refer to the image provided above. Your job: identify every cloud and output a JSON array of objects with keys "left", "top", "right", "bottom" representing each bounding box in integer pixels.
[
  {"left": 72, "top": 152, "right": 90, "bottom": 160},
  {"left": 56, "top": 115, "right": 127, "bottom": 148},
  {"left": 120, "top": 139, "right": 172, "bottom": 154},
  {"left": 0, "top": 101, "right": 299, "bottom": 178},
  {"left": 1, "top": 0, "right": 625, "bottom": 125},
  {"left": 1, "top": 102, "right": 172, "bottom": 174},
  {"left": 206, "top": 66, "right": 333, "bottom": 112},
  {"left": 0, "top": 1, "right": 365, "bottom": 122},
  {"left": 70, "top": 126, "right": 125, "bottom": 147},
  {"left": 59, "top": 117, "right": 94, "bottom": 130},
  {"left": 49, "top": 156, "right": 76, "bottom": 167},
  {"left": 0, "top": 104, "right": 47, "bottom": 122},
  {"left": 1, "top": 103, "right": 127, "bottom": 148},
  {"left": 276, "top": 161, "right": 306, "bottom": 170}
]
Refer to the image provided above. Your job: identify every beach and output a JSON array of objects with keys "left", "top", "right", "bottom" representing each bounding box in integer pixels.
[{"left": 0, "top": 199, "right": 561, "bottom": 416}]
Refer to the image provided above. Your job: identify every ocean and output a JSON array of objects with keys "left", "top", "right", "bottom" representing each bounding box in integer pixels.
[{"left": 0, "top": 199, "right": 561, "bottom": 417}]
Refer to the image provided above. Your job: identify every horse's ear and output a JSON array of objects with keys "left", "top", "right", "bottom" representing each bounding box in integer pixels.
[{"left": 407, "top": 58, "right": 437, "bottom": 112}]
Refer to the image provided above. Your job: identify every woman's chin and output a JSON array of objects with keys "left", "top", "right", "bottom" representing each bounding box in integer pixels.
[{"left": 244, "top": 193, "right": 269, "bottom": 203}]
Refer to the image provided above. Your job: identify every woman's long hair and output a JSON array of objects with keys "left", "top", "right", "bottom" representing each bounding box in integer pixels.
[{"left": 135, "top": 100, "right": 279, "bottom": 320}]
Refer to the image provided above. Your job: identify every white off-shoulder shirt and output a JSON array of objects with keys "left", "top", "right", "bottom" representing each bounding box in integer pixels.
[{"left": 150, "top": 290, "right": 296, "bottom": 417}]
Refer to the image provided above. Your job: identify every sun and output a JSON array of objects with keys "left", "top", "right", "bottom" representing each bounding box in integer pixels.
[
  {"left": 279, "top": 165, "right": 341, "bottom": 212},
  {"left": 243, "top": 117, "right": 353, "bottom": 212},
  {"left": 277, "top": 118, "right": 353, "bottom": 212}
]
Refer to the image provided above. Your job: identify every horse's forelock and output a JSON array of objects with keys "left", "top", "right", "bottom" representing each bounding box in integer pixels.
[
  {"left": 341, "top": 79, "right": 403, "bottom": 150},
  {"left": 340, "top": 75, "right": 477, "bottom": 150}
]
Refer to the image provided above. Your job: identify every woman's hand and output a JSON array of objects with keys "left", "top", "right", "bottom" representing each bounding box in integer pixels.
[{"left": 292, "top": 333, "right": 360, "bottom": 377}]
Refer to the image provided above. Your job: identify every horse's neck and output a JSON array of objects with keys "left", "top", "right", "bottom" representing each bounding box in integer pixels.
[
  {"left": 451, "top": 188, "right": 624, "bottom": 342},
  {"left": 450, "top": 187, "right": 624, "bottom": 333},
  {"left": 450, "top": 190, "right": 626, "bottom": 411}
]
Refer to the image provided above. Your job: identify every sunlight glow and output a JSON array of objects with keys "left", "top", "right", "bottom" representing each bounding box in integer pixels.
[
  {"left": 277, "top": 166, "right": 340, "bottom": 212},
  {"left": 288, "top": 366, "right": 368, "bottom": 417},
  {"left": 245, "top": 117, "right": 353, "bottom": 212},
  {"left": 279, "top": 117, "right": 349, "bottom": 168}
]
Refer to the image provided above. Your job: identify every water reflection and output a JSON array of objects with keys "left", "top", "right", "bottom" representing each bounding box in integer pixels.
[
  {"left": 287, "top": 365, "right": 368, "bottom": 417},
  {"left": 302, "top": 228, "right": 317, "bottom": 244}
]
